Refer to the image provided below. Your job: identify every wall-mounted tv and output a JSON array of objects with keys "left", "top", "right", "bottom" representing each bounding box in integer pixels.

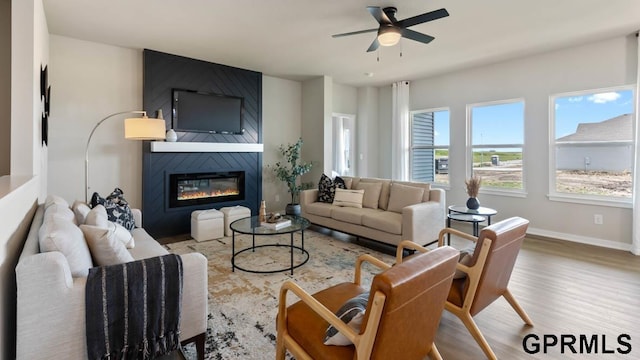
[{"left": 171, "top": 89, "right": 245, "bottom": 134}]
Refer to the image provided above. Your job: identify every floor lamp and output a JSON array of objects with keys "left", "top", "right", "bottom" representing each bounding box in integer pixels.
[{"left": 85, "top": 110, "right": 166, "bottom": 203}]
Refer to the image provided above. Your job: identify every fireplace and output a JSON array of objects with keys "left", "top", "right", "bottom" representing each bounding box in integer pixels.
[{"left": 169, "top": 171, "right": 245, "bottom": 208}]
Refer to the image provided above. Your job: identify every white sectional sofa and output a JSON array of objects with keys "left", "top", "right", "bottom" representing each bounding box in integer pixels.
[
  {"left": 15, "top": 197, "right": 208, "bottom": 360},
  {"left": 300, "top": 177, "right": 445, "bottom": 248}
]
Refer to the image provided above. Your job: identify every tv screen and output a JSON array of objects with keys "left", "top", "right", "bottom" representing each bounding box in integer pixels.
[{"left": 172, "top": 89, "right": 244, "bottom": 134}]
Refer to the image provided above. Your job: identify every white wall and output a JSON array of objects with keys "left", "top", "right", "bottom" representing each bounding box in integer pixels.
[
  {"left": 262, "top": 75, "right": 302, "bottom": 212},
  {"left": 356, "top": 86, "right": 380, "bottom": 177},
  {"left": 301, "top": 76, "right": 332, "bottom": 185},
  {"left": 48, "top": 35, "right": 144, "bottom": 207},
  {"left": 378, "top": 35, "right": 637, "bottom": 249},
  {"left": 332, "top": 82, "right": 357, "bottom": 115},
  {"left": 0, "top": 0, "right": 10, "bottom": 176}
]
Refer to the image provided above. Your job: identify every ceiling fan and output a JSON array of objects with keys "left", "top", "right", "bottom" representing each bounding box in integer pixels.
[{"left": 332, "top": 6, "right": 449, "bottom": 52}]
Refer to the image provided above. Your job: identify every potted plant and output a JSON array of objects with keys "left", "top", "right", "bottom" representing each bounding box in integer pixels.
[
  {"left": 271, "top": 138, "right": 313, "bottom": 215},
  {"left": 465, "top": 175, "right": 482, "bottom": 210}
]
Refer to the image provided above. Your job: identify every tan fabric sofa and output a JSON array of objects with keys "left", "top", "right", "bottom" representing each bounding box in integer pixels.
[
  {"left": 301, "top": 177, "right": 445, "bottom": 247},
  {"left": 16, "top": 200, "right": 208, "bottom": 360}
]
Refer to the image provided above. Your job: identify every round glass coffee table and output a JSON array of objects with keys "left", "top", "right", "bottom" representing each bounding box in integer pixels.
[{"left": 230, "top": 215, "right": 310, "bottom": 275}]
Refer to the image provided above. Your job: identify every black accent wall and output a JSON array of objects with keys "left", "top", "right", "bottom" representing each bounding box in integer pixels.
[{"left": 142, "top": 49, "right": 262, "bottom": 238}]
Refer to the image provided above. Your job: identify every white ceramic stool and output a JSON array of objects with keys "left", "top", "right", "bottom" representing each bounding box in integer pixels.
[
  {"left": 191, "top": 209, "right": 224, "bottom": 242},
  {"left": 220, "top": 206, "right": 251, "bottom": 236}
]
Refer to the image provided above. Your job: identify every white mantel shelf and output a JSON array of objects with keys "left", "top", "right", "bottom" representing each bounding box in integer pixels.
[{"left": 150, "top": 141, "right": 264, "bottom": 153}]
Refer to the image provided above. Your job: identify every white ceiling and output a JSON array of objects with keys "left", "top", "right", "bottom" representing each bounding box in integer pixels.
[{"left": 43, "top": 0, "right": 640, "bottom": 87}]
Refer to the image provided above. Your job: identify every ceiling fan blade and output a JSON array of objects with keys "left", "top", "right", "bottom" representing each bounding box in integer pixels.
[
  {"left": 367, "top": 6, "right": 391, "bottom": 24},
  {"left": 332, "top": 28, "right": 378, "bottom": 38},
  {"left": 367, "top": 38, "right": 380, "bottom": 52},
  {"left": 398, "top": 8, "right": 449, "bottom": 28},
  {"left": 402, "top": 29, "right": 435, "bottom": 44}
]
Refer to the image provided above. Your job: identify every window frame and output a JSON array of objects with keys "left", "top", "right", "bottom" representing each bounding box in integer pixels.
[
  {"left": 409, "top": 107, "right": 450, "bottom": 188},
  {"left": 548, "top": 85, "right": 635, "bottom": 208},
  {"left": 467, "top": 98, "right": 527, "bottom": 197}
]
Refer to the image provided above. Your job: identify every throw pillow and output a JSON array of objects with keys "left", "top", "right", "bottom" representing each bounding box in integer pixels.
[
  {"left": 354, "top": 182, "right": 382, "bottom": 209},
  {"left": 44, "top": 203, "right": 77, "bottom": 224},
  {"left": 318, "top": 174, "right": 347, "bottom": 203},
  {"left": 44, "top": 194, "right": 69, "bottom": 209},
  {"left": 332, "top": 188, "right": 364, "bottom": 208},
  {"left": 72, "top": 200, "right": 91, "bottom": 225},
  {"left": 85, "top": 205, "right": 135, "bottom": 248},
  {"left": 39, "top": 217, "right": 93, "bottom": 277},
  {"left": 454, "top": 245, "right": 476, "bottom": 279},
  {"left": 80, "top": 225, "right": 134, "bottom": 266},
  {"left": 324, "top": 292, "right": 369, "bottom": 346},
  {"left": 387, "top": 183, "right": 425, "bottom": 214},
  {"left": 91, "top": 188, "right": 135, "bottom": 230}
]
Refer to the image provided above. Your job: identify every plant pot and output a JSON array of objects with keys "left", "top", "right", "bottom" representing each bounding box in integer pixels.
[
  {"left": 466, "top": 197, "right": 480, "bottom": 210},
  {"left": 285, "top": 203, "right": 301, "bottom": 216}
]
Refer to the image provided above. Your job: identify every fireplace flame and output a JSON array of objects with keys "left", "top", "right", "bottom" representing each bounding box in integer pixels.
[{"left": 178, "top": 189, "right": 240, "bottom": 201}]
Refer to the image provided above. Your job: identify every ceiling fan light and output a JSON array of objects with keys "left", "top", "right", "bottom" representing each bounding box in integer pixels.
[{"left": 378, "top": 26, "right": 401, "bottom": 46}]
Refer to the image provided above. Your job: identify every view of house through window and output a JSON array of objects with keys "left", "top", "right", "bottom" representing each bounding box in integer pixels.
[
  {"left": 552, "top": 87, "right": 634, "bottom": 199},
  {"left": 469, "top": 100, "right": 524, "bottom": 190},
  {"left": 410, "top": 109, "right": 449, "bottom": 184}
]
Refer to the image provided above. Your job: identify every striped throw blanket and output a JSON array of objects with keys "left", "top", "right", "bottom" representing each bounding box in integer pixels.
[{"left": 86, "top": 254, "right": 183, "bottom": 360}]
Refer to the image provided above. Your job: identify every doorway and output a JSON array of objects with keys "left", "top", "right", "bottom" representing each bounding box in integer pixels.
[{"left": 332, "top": 114, "right": 356, "bottom": 177}]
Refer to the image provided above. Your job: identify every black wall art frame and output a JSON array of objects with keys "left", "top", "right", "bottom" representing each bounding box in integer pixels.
[{"left": 40, "top": 64, "right": 51, "bottom": 146}]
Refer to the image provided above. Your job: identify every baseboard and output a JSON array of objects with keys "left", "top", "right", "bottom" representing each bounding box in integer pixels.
[{"left": 527, "top": 226, "right": 633, "bottom": 252}]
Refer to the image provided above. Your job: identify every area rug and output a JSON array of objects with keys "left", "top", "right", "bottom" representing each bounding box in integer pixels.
[{"left": 165, "top": 230, "right": 395, "bottom": 360}]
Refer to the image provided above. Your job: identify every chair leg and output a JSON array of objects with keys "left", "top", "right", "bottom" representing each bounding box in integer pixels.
[
  {"left": 276, "top": 334, "right": 286, "bottom": 360},
  {"left": 458, "top": 313, "right": 498, "bottom": 360},
  {"left": 503, "top": 289, "right": 533, "bottom": 326},
  {"left": 429, "top": 343, "right": 443, "bottom": 360}
]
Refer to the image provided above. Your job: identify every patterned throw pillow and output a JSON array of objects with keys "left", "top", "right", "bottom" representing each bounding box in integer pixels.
[
  {"left": 324, "top": 292, "right": 369, "bottom": 346},
  {"left": 90, "top": 188, "right": 135, "bottom": 230},
  {"left": 318, "top": 174, "right": 346, "bottom": 203}
]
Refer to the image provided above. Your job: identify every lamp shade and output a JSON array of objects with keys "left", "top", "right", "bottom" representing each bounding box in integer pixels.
[
  {"left": 124, "top": 116, "right": 166, "bottom": 140},
  {"left": 378, "top": 25, "right": 402, "bottom": 46}
]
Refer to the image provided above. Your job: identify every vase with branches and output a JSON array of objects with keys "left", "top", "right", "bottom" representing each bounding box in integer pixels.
[
  {"left": 465, "top": 175, "right": 482, "bottom": 210},
  {"left": 271, "top": 138, "right": 313, "bottom": 215}
]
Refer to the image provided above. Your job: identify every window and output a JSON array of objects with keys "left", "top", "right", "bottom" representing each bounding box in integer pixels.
[
  {"left": 550, "top": 87, "right": 634, "bottom": 202},
  {"left": 469, "top": 100, "right": 524, "bottom": 191},
  {"left": 410, "top": 109, "right": 449, "bottom": 185}
]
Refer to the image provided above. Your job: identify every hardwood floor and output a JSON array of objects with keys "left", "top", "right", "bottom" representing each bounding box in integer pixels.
[
  {"left": 159, "top": 229, "right": 639, "bottom": 359},
  {"left": 433, "top": 235, "right": 640, "bottom": 359}
]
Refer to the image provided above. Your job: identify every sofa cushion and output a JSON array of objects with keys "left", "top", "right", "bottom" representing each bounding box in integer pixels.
[
  {"left": 354, "top": 182, "right": 382, "bottom": 209},
  {"left": 387, "top": 183, "right": 426, "bottom": 214},
  {"left": 44, "top": 203, "right": 76, "bottom": 224},
  {"left": 333, "top": 189, "right": 364, "bottom": 208},
  {"left": 393, "top": 181, "right": 431, "bottom": 202},
  {"left": 80, "top": 224, "right": 134, "bottom": 266},
  {"left": 305, "top": 202, "right": 334, "bottom": 218},
  {"left": 44, "top": 194, "right": 69, "bottom": 209},
  {"left": 330, "top": 206, "right": 369, "bottom": 225},
  {"left": 318, "top": 174, "right": 346, "bottom": 203},
  {"left": 128, "top": 228, "right": 170, "bottom": 260},
  {"left": 85, "top": 205, "right": 135, "bottom": 249},
  {"left": 39, "top": 217, "right": 93, "bottom": 277},
  {"left": 361, "top": 211, "right": 403, "bottom": 235},
  {"left": 359, "top": 178, "right": 391, "bottom": 210},
  {"left": 72, "top": 200, "right": 91, "bottom": 225}
]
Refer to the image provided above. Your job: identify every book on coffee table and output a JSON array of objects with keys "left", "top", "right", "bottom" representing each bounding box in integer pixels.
[{"left": 261, "top": 219, "right": 292, "bottom": 230}]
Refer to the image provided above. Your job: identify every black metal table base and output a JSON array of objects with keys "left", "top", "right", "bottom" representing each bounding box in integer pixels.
[{"left": 232, "top": 231, "right": 308, "bottom": 275}]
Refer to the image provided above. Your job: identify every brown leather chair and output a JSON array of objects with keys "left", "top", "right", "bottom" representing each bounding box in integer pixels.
[
  {"left": 276, "top": 246, "right": 459, "bottom": 360},
  {"left": 397, "top": 216, "right": 533, "bottom": 360}
]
